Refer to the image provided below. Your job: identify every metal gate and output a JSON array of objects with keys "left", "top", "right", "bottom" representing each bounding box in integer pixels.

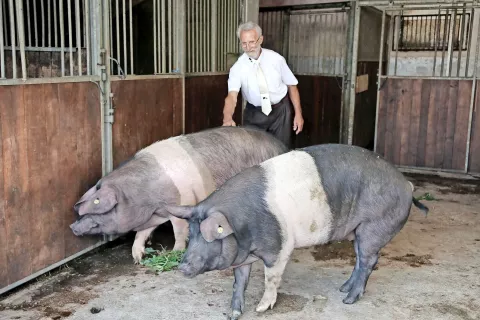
[
  {"left": 259, "top": 4, "right": 350, "bottom": 147},
  {"left": 358, "top": 0, "right": 480, "bottom": 174}
]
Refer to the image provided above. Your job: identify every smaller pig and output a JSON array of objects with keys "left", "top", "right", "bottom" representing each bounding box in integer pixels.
[{"left": 165, "top": 144, "right": 429, "bottom": 319}]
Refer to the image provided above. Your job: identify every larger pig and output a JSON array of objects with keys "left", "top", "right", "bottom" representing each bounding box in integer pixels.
[
  {"left": 165, "top": 143, "right": 429, "bottom": 319},
  {"left": 70, "top": 126, "right": 288, "bottom": 263}
]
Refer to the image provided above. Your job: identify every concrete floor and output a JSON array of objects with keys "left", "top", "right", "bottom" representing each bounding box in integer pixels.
[{"left": 0, "top": 175, "right": 479, "bottom": 320}]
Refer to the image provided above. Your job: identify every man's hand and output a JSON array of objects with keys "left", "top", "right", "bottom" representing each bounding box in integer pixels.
[
  {"left": 223, "top": 119, "right": 236, "bottom": 126},
  {"left": 293, "top": 113, "right": 304, "bottom": 134}
]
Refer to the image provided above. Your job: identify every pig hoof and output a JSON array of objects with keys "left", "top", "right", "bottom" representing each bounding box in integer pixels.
[
  {"left": 342, "top": 291, "right": 362, "bottom": 304},
  {"left": 132, "top": 245, "right": 145, "bottom": 264},
  {"left": 255, "top": 295, "right": 277, "bottom": 313},
  {"left": 228, "top": 309, "right": 242, "bottom": 320},
  {"left": 172, "top": 242, "right": 186, "bottom": 251}
]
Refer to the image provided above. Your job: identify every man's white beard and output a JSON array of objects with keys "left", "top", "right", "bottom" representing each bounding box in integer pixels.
[{"left": 246, "top": 47, "right": 261, "bottom": 59}]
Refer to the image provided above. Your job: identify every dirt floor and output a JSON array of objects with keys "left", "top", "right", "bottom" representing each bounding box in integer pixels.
[{"left": 0, "top": 173, "right": 479, "bottom": 320}]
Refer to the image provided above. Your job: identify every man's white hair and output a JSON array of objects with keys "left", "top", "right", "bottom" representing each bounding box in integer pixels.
[{"left": 236, "top": 21, "right": 263, "bottom": 39}]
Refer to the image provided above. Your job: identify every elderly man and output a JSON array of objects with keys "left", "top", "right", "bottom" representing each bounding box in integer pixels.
[{"left": 222, "top": 21, "right": 304, "bottom": 148}]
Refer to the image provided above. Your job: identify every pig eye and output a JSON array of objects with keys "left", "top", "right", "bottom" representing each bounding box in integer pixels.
[{"left": 93, "top": 198, "right": 100, "bottom": 204}]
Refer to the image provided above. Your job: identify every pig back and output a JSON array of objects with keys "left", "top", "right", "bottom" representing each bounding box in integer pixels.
[{"left": 138, "top": 126, "right": 287, "bottom": 206}]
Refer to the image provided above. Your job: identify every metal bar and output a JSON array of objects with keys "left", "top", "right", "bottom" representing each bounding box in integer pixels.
[
  {"left": 379, "top": 75, "right": 473, "bottom": 80},
  {"left": 168, "top": 0, "right": 172, "bottom": 72},
  {"left": 0, "top": 0, "right": 4, "bottom": 78},
  {"left": 26, "top": 0, "right": 31, "bottom": 46},
  {"left": 458, "top": 6, "right": 466, "bottom": 77},
  {"left": 446, "top": 9, "right": 456, "bottom": 76},
  {"left": 33, "top": 0, "right": 38, "bottom": 46},
  {"left": 101, "top": 0, "right": 113, "bottom": 175},
  {"left": 60, "top": 0, "right": 64, "bottom": 76},
  {"left": 0, "top": 74, "right": 101, "bottom": 85},
  {"left": 153, "top": 0, "right": 157, "bottom": 73},
  {"left": 315, "top": 14, "right": 320, "bottom": 74},
  {"left": 85, "top": 0, "right": 91, "bottom": 75},
  {"left": 200, "top": 0, "right": 203, "bottom": 72},
  {"left": 15, "top": 0, "right": 26, "bottom": 79},
  {"left": 109, "top": 0, "right": 113, "bottom": 67},
  {"left": 54, "top": 0, "right": 58, "bottom": 47},
  {"left": 4, "top": 45, "right": 80, "bottom": 52},
  {"left": 48, "top": 0, "right": 51, "bottom": 46},
  {"left": 211, "top": 0, "right": 216, "bottom": 72},
  {"left": 394, "top": 12, "right": 401, "bottom": 76},
  {"left": 68, "top": 0, "right": 74, "bottom": 75},
  {"left": 161, "top": 0, "right": 165, "bottom": 73},
  {"left": 433, "top": 8, "right": 441, "bottom": 76},
  {"left": 41, "top": 0, "right": 45, "bottom": 47},
  {"left": 334, "top": 12, "right": 339, "bottom": 75},
  {"left": 3, "top": 0, "right": 7, "bottom": 47},
  {"left": 186, "top": 0, "right": 189, "bottom": 72},
  {"left": 441, "top": 9, "right": 449, "bottom": 76},
  {"left": 76, "top": 0, "right": 82, "bottom": 75},
  {"left": 465, "top": 8, "right": 473, "bottom": 77},
  {"left": 464, "top": 11, "right": 480, "bottom": 173},
  {"left": 122, "top": 0, "right": 127, "bottom": 74},
  {"left": 129, "top": 0, "right": 133, "bottom": 74},
  {"left": 374, "top": 9, "right": 386, "bottom": 154},
  {"left": 115, "top": 0, "right": 120, "bottom": 75},
  {"left": 8, "top": 0, "right": 15, "bottom": 78},
  {"left": 347, "top": 2, "right": 360, "bottom": 145}
]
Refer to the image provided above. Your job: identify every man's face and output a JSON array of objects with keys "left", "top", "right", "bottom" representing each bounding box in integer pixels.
[{"left": 240, "top": 29, "right": 263, "bottom": 59}]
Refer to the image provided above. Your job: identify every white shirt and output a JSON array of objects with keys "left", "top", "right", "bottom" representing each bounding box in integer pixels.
[{"left": 227, "top": 48, "right": 298, "bottom": 107}]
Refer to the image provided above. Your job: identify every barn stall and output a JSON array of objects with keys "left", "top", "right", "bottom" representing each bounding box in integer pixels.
[
  {"left": 0, "top": 0, "right": 246, "bottom": 295},
  {"left": 1, "top": 0, "right": 479, "bottom": 298},
  {"left": 357, "top": 0, "right": 480, "bottom": 175}
]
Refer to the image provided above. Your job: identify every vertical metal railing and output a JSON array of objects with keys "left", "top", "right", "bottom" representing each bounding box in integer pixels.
[
  {"left": 388, "top": 8, "right": 475, "bottom": 78},
  {"left": 184, "top": 0, "right": 242, "bottom": 74},
  {"left": 259, "top": 8, "right": 348, "bottom": 76},
  {"left": 0, "top": 0, "right": 94, "bottom": 81}
]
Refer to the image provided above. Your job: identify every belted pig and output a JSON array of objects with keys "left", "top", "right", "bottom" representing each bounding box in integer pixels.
[
  {"left": 69, "top": 126, "right": 288, "bottom": 263},
  {"left": 165, "top": 144, "right": 429, "bottom": 319}
]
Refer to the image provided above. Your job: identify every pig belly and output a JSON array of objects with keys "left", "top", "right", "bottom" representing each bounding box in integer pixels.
[
  {"left": 262, "top": 150, "right": 333, "bottom": 248},
  {"left": 141, "top": 136, "right": 216, "bottom": 205}
]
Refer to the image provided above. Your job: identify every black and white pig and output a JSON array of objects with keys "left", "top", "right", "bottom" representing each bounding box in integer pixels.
[
  {"left": 165, "top": 143, "right": 429, "bottom": 319},
  {"left": 69, "top": 126, "right": 288, "bottom": 263}
]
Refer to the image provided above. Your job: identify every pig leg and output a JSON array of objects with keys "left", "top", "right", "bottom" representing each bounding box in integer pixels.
[
  {"left": 132, "top": 226, "right": 158, "bottom": 264},
  {"left": 229, "top": 264, "right": 252, "bottom": 320},
  {"left": 342, "top": 222, "right": 395, "bottom": 304},
  {"left": 255, "top": 248, "right": 292, "bottom": 313},
  {"left": 170, "top": 216, "right": 189, "bottom": 251},
  {"left": 339, "top": 238, "right": 360, "bottom": 293}
]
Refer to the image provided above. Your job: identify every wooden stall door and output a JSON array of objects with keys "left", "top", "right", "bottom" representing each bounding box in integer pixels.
[
  {"left": 375, "top": 78, "right": 472, "bottom": 171},
  {"left": 111, "top": 78, "right": 183, "bottom": 167},
  {"left": 0, "top": 82, "right": 103, "bottom": 292}
]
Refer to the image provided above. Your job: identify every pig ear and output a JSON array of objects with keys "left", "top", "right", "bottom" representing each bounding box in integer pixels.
[
  {"left": 77, "top": 186, "right": 118, "bottom": 216},
  {"left": 200, "top": 212, "right": 233, "bottom": 242},
  {"left": 164, "top": 205, "right": 194, "bottom": 219},
  {"left": 74, "top": 185, "right": 98, "bottom": 212}
]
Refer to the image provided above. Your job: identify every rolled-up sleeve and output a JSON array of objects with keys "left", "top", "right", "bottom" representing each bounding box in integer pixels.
[{"left": 280, "top": 57, "right": 298, "bottom": 86}]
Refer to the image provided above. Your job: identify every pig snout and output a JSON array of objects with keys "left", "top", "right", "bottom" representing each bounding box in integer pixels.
[
  {"left": 178, "top": 256, "right": 206, "bottom": 278},
  {"left": 69, "top": 217, "right": 98, "bottom": 236}
]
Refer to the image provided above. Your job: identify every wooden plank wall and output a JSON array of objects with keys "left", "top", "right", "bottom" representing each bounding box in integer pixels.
[
  {"left": 0, "top": 82, "right": 103, "bottom": 290},
  {"left": 111, "top": 78, "right": 183, "bottom": 167},
  {"left": 376, "top": 78, "right": 472, "bottom": 171},
  {"left": 184, "top": 75, "right": 243, "bottom": 134},
  {"left": 292, "top": 75, "right": 343, "bottom": 148}
]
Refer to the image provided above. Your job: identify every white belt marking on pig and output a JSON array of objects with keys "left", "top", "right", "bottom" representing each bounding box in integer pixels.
[
  {"left": 140, "top": 137, "right": 215, "bottom": 206},
  {"left": 261, "top": 150, "right": 333, "bottom": 249}
]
